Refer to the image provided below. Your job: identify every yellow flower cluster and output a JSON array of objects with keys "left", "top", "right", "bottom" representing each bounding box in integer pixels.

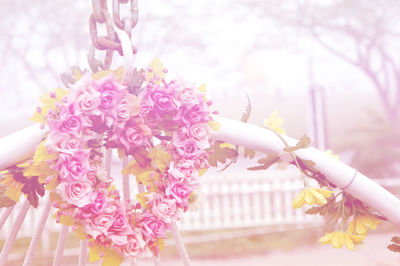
[
  {"left": 264, "top": 111, "right": 286, "bottom": 135},
  {"left": 292, "top": 187, "right": 334, "bottom": 209},
  {"left": 319, "top": 215, "right": 381, "bottom": 251},
  {"left": 0, "top": 171, "right": 24, "bottom": 202},
  {"left": 347, "top": 215, "right": 381, "bottom": 235},
  {"left": 319, "top": 231, "right": 364, "bottom": 251}
]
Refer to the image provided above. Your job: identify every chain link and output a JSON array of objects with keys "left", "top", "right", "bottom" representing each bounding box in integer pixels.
[{"left": 88, "top": 0, "right": 138, "bottom": 72}]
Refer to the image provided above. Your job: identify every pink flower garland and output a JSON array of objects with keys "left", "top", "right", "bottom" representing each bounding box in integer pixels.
[{"left": 42, "top": 67, "right": 213, "bottom": 260}]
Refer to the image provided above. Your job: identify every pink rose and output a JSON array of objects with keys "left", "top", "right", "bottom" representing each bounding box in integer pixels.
[
  {"left": 181, "top": 104, "right": 209, "bottom": 125},
  {"left": 109, "top": 234, "right": 128, "bottom": 246},
  {"left": 115, "top": 98, "right": 130, "bottom": 122},
  {"left": 57, "top": 152, "right": 90, "bottom": 181},
  {"left": 151, "top": 87, "right": 177, "bottom": 113},
  {"left": 140, "top": 212, "right": 167, "bottom": 239},
  {"left": 189, "top": 124, "right": 210, "bottom": 149},
  {"left": 165, "top": 181, "right": 193, "bottom": 209},
  {"left": 109, "top": 205, "right": 130, "bottom": 234},
  {"left": 140, "top": 95, "right": 154, "bottom": 116},
  {"left": 89, "top": 193, "right": 107, "bottom": 215},
  {"left": 172, "top": 126, "right": 188, "bottom": 145},
  {"left": 143, "top": 86, "right": 177, "bottom": 122},
  {"left": 57, "top": 181, "right": 93, "bottom": 207},
  {"left": 150, "top": 195, "right": 179, "bottom": 223},
  {"left": 174, "top": 138, "right": 204, "bottom": 160},
  {"left": 93, "top": 214, "right": 114, "bottom": 235},
  {"left": 102, "top": 201, "right": 118, "bottom": 216},
  {"left": 60, "top": 112, "right": 82, "bottom": 133},
  {"left": 119, "top": 126, "right": 145, "bottom": 151},
  {"left": 47, "top": 133, "right": 81, "bottom": 154},
  {"left": 76, "top": 88, "right": 101, "bottom": 115},
  {"left": 175, "top": 86, "right": 201, "bottom": 105},
  {"left": 83, "top": 219, "right": 102, "bottom": 239},
  {"left": 123, "top": 232, "right": 146, "bottom": 257},
  {"left": 94, "top": 73, "right": 126, "bottom": 111},
  {"left": 168, "top": 160, "right": 199, "bottom": 183},
  {"left": 68, "top": 75, "right": 101, "bottom": 115},
  {"left": 86, "top": 171, "right": 98, "bottom": 184}
]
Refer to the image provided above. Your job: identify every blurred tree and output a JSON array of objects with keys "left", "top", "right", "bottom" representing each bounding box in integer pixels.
[
  {"left": 342, "top": 111, "right": 400, "bottom": 178},
  {"left": 240, "top": 0, "right": 400, "bottom": 121},
  {"left": 234, "top": 0, "right": 400, "bottom": 178},
  {"left": 0, "top": 0, "right": 89, "bottom": 101}
]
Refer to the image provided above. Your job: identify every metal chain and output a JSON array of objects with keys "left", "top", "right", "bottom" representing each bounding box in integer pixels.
[{"left": 88, "top": 0, "right": 138, "bottom": 72}]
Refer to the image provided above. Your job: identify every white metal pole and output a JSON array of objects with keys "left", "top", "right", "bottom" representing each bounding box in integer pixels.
[
  {"left": 212, "top": 116, "right": 400, "bottom": 227},
  {"left": 1, "top": 117, "right": 400, "bottom": 228},
  {"left": 0, "top": 124, "right": 47, "bottom": 170}
]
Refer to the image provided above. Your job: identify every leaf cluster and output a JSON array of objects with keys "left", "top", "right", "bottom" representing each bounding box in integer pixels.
[
  {"left": 388, "top": 236, "right": 400, "bottom": 252},
  {"left": 207, "top": 95, "right": 255, "bottom": 170},
  {"left": 306, "top": 192, "right": 386, "bottom": 227},
  {"left": 4, "top": 165, "right": 45, "bottom": 208}
]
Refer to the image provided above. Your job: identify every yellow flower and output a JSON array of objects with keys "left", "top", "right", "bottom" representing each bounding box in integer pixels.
[
  {"left": 145, "top": 57, "right": 165, "bottom": 82},
  {"left": 347, "top": 215, "right": 381, "bottom": 235},
  {"left": 319, "top": 231, "right": 365, "bottom": 251},
  {"left": 30, "top": 88, "right": 69, "bottom": 123},
  {"left": 208, "top": 120, "right": 221, "bottom": 132},
  {"left": 264, "top": 111, "right": 286, "bottom": 135},
  {"left": 292, "top": 187, "right": 334, "bottom": 208},
  {"left": 219, "top": 142, "right": 234, "bottom": 149}
]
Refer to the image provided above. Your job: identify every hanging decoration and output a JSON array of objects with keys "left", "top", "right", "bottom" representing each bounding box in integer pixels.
[{"left": 1, "top": 57, "right": 217, "bottom": 263}]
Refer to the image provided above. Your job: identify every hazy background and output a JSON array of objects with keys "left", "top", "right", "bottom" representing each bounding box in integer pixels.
[{"left": 0, "top": 0, "right": 399, "bottom": 265}]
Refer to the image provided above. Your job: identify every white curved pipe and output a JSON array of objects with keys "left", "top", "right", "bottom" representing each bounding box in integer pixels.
[
  {"left": 1, "top": 117, "right": 399, "bottom": 228},
  {"left": 212, "top": 116, "right": 400, "bottom": 227},
  {"left": 0, "top": 124, "right": 47, "bottom": 170}
]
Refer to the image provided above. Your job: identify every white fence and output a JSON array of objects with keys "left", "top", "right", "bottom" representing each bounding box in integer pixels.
[
  {"left": 1, "top": 168, "right": 400, "bottom": 250},
  {"left": 178, "top": 173, "right": 322, "bottom": 231}
]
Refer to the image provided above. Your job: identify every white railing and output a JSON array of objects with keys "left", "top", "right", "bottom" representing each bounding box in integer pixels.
[
  {"left": 178, "top": 172, "right": 322, "bottom": 231},
  {"left": 2, "top": 169, "right": 399, "bottom": 253}
]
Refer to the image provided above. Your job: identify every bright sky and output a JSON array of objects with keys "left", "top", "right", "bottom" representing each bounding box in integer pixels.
[{"left": 0, "top": 0, "right": 376, "bottom": 109}]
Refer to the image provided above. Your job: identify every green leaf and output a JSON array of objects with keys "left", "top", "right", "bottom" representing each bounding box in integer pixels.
[
  {"left": 299, "top": 159, "right": 317, "bottom": 172},
  {"left": 325, "top": 211, "right": 339, "bottom": 226},
  {"left": 305, "top": 196, "right": 335, "bottom": 216},
  {"left": 284, "top": 135, "right": 311, "bottom": 152},
  {"left": 197, "top": 84, "right": 207, "bottom": 93},
  {"left": 89, "top": 243, "right": 103, "bottom": 262},
  {"left": 146, "top": 57, "right": 165, "bottom": 82},
  {"left": 132, "top": 147, "right": 152, "bottom": 168},
  {"left": 136, "top": 171, "right": 159, "bottom": 186},
  {"left": 60, "top": 215, "right": 75, "bottom": 226},
  {"left": 121, "top": 160, "right": 154, "bottom": 178},
  {"left": 207, "top": 142, "right": 238, "bottom": 167},
  {"left": 74, "top": 225, "right": 88, "bottom": 240},
  {"left": 21, "top": 176, "right": 45, "bottom": 208},
  {"left": 136, "top": 193, "right": 149, "bottom": 208},
  {"left": 247, "top": 154, "right": 279, "bottom": 171},
  {"left": 148, "top": 146, "right": 172, "bottom": 172},
  {"left": 391, "top": 236, "right": 400, "bottom": 244},
  {"left": 102, "top": 248, "right": 123, "bottom": 266},
  {"left": 208, "top": 120, "right": 221, "bottom": 132},
  {"left": 388, "top": 244, "right": 400, "bottom": 253},
  {"left": 240, "top": 94, "right": 252, "bottom": 123},
  {"left": 305, "top": 206, "right": 325, "bottom": 216},
  {"left": 0, "top": 181, "right": 17, "bottom": 207},
  {"left": 244, "top": 148, "right": 256, "bottom": 159},
  {"left": 117, "top": 149, "right": 126, "bottom": 159}
]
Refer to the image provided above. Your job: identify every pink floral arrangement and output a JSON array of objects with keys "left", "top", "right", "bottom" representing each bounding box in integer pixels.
[{"left": 29, "top": 61, "right": 214, "bottom": 262}]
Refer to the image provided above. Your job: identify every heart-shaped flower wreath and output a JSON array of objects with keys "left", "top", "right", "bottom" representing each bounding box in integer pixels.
[{"left": 2, "top": 59, "right": 216, "bottom": 263}]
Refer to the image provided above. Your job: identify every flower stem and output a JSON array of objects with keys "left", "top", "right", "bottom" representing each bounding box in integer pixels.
[{"left": 265, "top": 127, "right": 309, "bottom": 186}]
